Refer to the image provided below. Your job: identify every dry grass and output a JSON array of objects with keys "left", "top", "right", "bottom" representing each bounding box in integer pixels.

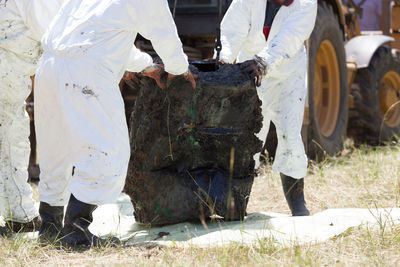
[
  {"left": 249, "top": 143, "right": 400, "bottom": 215},
  {"left": 1, "top": 142, "right": 400, "bottom": 266}
]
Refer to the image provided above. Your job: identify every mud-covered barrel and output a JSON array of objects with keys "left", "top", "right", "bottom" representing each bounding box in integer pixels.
[{"left": 124, "top": 64, "right": 263, "bottom": 225}]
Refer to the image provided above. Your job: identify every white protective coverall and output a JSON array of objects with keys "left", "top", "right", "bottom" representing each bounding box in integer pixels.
[
  {"left": 219, "top": 0, "right": 317, "bottom": 178},
  {"left": 0, "top": 0, "right": 64, "bottom": 223},
  {"left": 35, "top": 0, "right": 189, "bottom": 207}
]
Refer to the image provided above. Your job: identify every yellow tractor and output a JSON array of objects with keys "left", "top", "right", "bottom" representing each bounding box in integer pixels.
[{"left": 346, "top": 0, "right": 400, "bottom": 147}]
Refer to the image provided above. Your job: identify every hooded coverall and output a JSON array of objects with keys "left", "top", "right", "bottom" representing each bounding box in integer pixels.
[
  {"left": 0, "top": 0, "right": 63, "bottom": 223},
  {"left": 35, "top": 0, "right": 189, "bottom": 207},
  {"left": 219, "top": 0, "right": 317, "bottom": 178}
]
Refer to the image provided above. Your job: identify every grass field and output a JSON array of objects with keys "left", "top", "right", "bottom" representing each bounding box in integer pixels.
[{"left": 1, "top": 142, "right": 399, "bottom": 266}]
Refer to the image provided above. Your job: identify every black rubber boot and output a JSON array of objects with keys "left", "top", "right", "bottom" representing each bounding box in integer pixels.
[
  {"left": 61, "top": 194, "right": 120, "bottom": 248},
  {"left": 280, "top": 173, "right": 310, "bottom": 216},
  {"left": 38, "top": 202, "right": 64, "bottom": 243},
  {"left": 6, "top": 216, "right": 42, "bottom": 233},
  {"left": 0, "top": 226, "right": 11, "bottom": 238}
]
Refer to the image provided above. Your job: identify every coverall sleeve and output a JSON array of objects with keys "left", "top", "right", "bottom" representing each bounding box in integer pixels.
[
  {"left": 219, "top": 0, "right": 252, "bottom": 63},
  {"left": 131, "top": 0, "right": 188, "bottom": 75},
  {"left": 257, "top": 0, "right": 317, "bottom": 74},
  {"left": 14, "top": 0, "right": 64, "bottom": 42},
  {"left": 126, "top": 46, "right": 154, "bottom": 73}
]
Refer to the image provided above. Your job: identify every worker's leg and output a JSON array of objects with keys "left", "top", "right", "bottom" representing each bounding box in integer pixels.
[
  {"left": 64, "top": 70, "right": 130, "bottom": 206},
  {"left": 35, "top": 55, "right": 74, "bottom": 208},
  {"left": 0, "top": 50, "right": 39, "bottom": 229},
  {"left": 35, "top": 54, "right": 128, "bottom": 246},
  {"left": 270, "top": 71, "right": 308, "bottom": 178},
  {"left": 64, "top": 61, "right": 129, "bottom": 247},
  {"left": 253, "top": 77, "right": 282, "bottom": 169},
  {"left": 34, "top": 55, "right": 72, "bottom": 242},
  {"left": 270, "top": 70, "right": 309, "bottom": 216}
]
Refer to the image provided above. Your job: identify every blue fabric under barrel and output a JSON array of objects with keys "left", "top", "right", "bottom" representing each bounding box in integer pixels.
[
  {"left": 188, "top": 168, "right": 230, "bottom": 206},
  {"left": 200, "top": 128, "right": 241, "bottom": 135}
]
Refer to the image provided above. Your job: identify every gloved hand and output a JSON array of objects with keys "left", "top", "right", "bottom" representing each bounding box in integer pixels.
[
  {"left": 141, "top": 64, "right": 166, "bottom": 89},
  {"left": 122, "top": 64, "right": 166, "bottom": 88},
  {"left": 167, "top": 69, "right": 197, "bottom": 89},
  {"left": 240, "top": 56, "right": 267, "bottom": 87},
  {"left": 122, "top": 71, "right": 135, "bottom": 81}
]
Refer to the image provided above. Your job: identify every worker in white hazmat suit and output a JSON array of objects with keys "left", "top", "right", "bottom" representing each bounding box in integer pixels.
[
  {"left": 35, "top": 0, "right": 195, "bottom": 247},
  {"left": 219, "top": 0, "right": 317, "bottom": 216},
  {"left": 0, "top": 0, "right": 64, "bottom": 237}
]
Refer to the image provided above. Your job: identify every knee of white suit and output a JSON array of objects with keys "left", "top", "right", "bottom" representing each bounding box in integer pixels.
[
  {"left": 68, "top": 144, "right": 130, "bottom": 206},
  {"left": 273, "top": 135, "right": 307, "bottom": 178}
]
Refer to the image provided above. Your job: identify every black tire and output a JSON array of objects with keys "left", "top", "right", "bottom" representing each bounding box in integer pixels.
[
  {"left": 306, "top": 1, "right": 348, "bottom": 160},
  {"left": 348, "top": 46, "right": 400, "bottom": 144}
]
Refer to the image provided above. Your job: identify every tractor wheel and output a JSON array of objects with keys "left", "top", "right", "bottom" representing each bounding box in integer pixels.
[
  {"left": 348, "top": 46, "right": 400, "bottom": 144},
  {"left": 306, "top": 1, "right": 348, "bottom": 160}
]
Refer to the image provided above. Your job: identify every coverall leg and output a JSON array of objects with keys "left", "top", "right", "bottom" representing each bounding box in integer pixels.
[
  {"left": 255, "top": 68, "right": 308, "bottom": 179},
  {"left": 0, "top": 49, "right": 38, "bottom": 223},
  {"left": 35, "top": 55, "right": 130, "bottom": 207}
]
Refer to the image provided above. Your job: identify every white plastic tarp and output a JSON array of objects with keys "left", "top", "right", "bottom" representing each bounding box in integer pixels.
[
  {"left": 87, "top": 194, "right": 400, "bottom": 248},
  {"left": 3, "top": 193, "right": 399, "bottom": 247}
]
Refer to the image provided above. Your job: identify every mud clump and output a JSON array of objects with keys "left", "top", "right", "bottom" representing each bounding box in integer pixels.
[{"left": 124, "top": 64, "right": 263, "bottom": 225}]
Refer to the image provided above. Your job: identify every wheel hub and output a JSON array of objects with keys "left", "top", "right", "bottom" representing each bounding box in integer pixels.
[
  {"left": 380, "top": 70, "right": 400, "bottom": 128},
  {"left": 313, "top": 40, "right": 341, "bottom": 137}
]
